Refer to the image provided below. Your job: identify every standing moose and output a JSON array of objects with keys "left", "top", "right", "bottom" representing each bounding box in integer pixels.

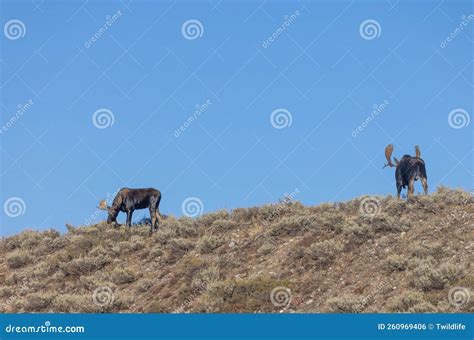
[
  {"left": 383, "top": 144, "right": 428, "bottom": 199},
  {"left": 98, "top": 188, "right": 162, "bottom": 233}
]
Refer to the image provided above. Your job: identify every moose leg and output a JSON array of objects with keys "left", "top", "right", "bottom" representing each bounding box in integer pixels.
[
  {"left": 154, "top": 194, "right": 162, "bottom": 231},
  {"left": 149, "top": 206, "right": 156, "bottom": 234},
  {"left": 396, "top": 184, "right": 402, "bottom": 199},
  {"left": 155, "top": 211, "right": 162, "bottom": 231},
  {"left": 126, "top": 209, "right": 133, "bottom": 227},
  {"left": 421, "top": 177, "right": 428, "bottom": 195},
  {"left": 407, "top": 178, "right": 415, "bottom": 200}
]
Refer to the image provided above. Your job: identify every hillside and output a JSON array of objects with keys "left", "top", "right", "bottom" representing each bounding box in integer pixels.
[{"left": 1, "top": 187, "right": 472, "bottom": 313}]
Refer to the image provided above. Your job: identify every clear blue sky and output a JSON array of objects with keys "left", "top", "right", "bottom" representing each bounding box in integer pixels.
[{"left": 1, "top": 0, "right": 472, "bottom": 236}]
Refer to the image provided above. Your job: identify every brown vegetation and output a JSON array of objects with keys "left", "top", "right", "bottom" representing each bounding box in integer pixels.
[{"left": 0, "top": 187, "right": 472, "bottom": 313}]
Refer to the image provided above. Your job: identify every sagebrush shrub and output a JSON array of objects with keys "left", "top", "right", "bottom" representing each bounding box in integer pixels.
[
  {"left": 148, "top": 245, "right": 163, "bottom": 259},
  {"left": 433, "top": 186, "right": 472, "bottom": 205},
  {"left": 410, "top": 243, "right": 443, "bottom": 258},
  {"left": 257, "top": 243, "right": 274, "bottom": 256},
  {"left": 408, "top": 301, "right": 438, "bottom": 313},
  {"left": 153, "top": 228, "right": 177, "bottom": 245},
  {"left": 196, "top": 210, "right": 230, "bottom": 227},
  {"left": 61, "top": 255, "right": 111, "bottom": 276},
  {"left": 197, "top": 236, "right": 223, "bottom": 254},
  {"left": 211, "top": 219, "right": 238, "bottom": 231},
  {"left": 344, "top": 222, "right": 372, "bottom": 244},
  {"left": 306, "top": 239, "right": 342, "bottom": 267},
  {"left": 387, "top": 291, "right": 426, "bottom": 312},
  {"left": 21, "top": 292, "right": 54, "bottom": 312},
  {"left": 358, "top": 213, "right": 401, "bottom": 232},
  {"left": 270, "top": 215, "right": 315, "bottom": 236},
  {"left": 312, "top": 212, "right": 347, "bottom": 233},
  {"left": 383, "top": 255, "right": 407, "bottom": 272},
  {"left": 6, "top": 251, "right": 32, "bottom": 269},
  {"left": 327, "top": 295, "right": 365, "bottom": 312},
  {"left": 167, "top": 238, "right": 195, "bottom": 254},
  {"left": 111, "top": 268, "right": 138, "bottom": 284},
  {"left": 408, "top": 257, "right": 464, "bottom": 290}
]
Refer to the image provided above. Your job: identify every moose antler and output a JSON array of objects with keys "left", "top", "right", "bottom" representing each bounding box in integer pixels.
[
  {"left": 98, "top": 199, "right": 109, "bottom": 210},
  {"left": 383, "top": 144, "right": 396, "bottom": 168},
  {"left": 415, "top": 145, "right": 421, "bottom": 158}
]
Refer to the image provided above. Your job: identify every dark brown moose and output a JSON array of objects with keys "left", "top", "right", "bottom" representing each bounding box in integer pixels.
[
  {"left": 99, "top": 188, "right": 162, "bottom": 233},
  {"left": 383, "top": 144, "right": 428, "bottom": 200}
]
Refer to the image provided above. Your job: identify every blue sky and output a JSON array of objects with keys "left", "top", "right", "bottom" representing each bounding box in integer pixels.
[{"left": 1, "top": 0, "right": 472, "bottom": 236}]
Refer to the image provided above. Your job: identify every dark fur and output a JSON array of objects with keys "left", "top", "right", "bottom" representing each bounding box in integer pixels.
[
  {"left": 107, "top": 188, "right": 162, "bottom": 233},
  {"left": 395, "top": 155, "right": 428, "bottom": 199}
]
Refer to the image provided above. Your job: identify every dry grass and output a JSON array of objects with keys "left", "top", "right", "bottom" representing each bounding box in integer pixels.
[{"left": 0, "top": 187, "right": 472, "bottom": 313}]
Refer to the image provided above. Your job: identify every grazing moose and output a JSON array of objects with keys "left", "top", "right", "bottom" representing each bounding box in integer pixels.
[
  {"left": 98, "top": 188, "right": 162, "bottom": 233},
  {"left": 383, "top": 144, "right": 428, "bottom": 200}
]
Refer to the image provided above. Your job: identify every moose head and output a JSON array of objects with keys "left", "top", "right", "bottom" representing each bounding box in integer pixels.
[{"left": 97, "top": 199, "right": 119, "bottom": 225}]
